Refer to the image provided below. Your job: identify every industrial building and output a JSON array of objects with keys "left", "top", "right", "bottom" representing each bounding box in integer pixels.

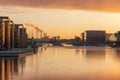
[
  {"left": 14, "top": 24, "right": 28, "bottom": 48},
  {"left": 20, "top": 28, "right": 28, "bottom": 48},
  {"left": 0, "top": 16, "right": 14, "bottom": 50},
  {"left": 0, "top": 16, "right": 28, "bottom": 50},
  {"left": 14, "top": 24, "right": 21, "bottom": 48},
  {"left": 0, "top": 19, "right": 5, "bottom": 50},
  {"left": 82, "top": 30, "right": 106, "bottom": 45}
]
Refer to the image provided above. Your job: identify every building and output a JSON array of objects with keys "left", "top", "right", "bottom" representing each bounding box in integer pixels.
[
  {"left": 0, "top": 19, "right": 5, "bottom": 50},
  {"left": 14, "top": 24, "right": 21, "bottom": 48},
  {"left": 14, "top": 24, "right": 28, "bottom": 48},
  {"left": 20, "top": 28, "right": 28, "bottom": 48},
  {"left": 10, "top": 21, "right": 15, "bottom": 49},
  {"left": 0, "top": 16, "right": 14, "bottom": 50},
  {"left": 0, "top": 16, "right": 28, "bottom": 50},
  {"left": 82, "top": 30, "right": 106, "bottom": 45}
]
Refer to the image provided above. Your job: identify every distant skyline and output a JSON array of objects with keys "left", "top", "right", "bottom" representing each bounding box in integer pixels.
[{"left": 0, "top": 0, "right": 120, "bottom": 39}]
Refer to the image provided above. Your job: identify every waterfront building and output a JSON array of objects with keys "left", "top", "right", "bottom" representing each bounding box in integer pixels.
[
  {"left": 14, "top": 24, "right": 21, "bottom": 48},
  {"left": 0, "top": 58, "right": 19, "bottom": 80},
  {"left": 0, "top": 19, "right": 5, "bottom": 50},
  {"left": 14, "top": 24, "right": 28, "bottom": 48},
  {"left": 0, "top": 16, "right": 14, "bottom": 50},
  {"left": 20, "top": 28, "right": 28, "bottom": 48},
  {"left": 0, "top": 16, "right": 28, "bottom": 50},
  {"left": 82, "top": 30, "right": 106, "bottom": 45},
  {"left": 10, "top": 21, "right": 15, "bottom": 49}
]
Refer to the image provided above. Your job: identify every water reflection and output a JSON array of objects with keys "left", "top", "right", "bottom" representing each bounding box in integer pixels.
[
  {"left": 75, "top": 49, "right": 80, "bottom": 58},
  {"left": 2, "top": 47, "right": 120, "bottom": 80},
  {"left": 85, "top": 49, "right": 105, "bottom": 59},
  {"left": 75, "top": 48, "right": 80, "bottom": 54},
  {"left": 0, "top": 57, "right": 26, "bottom": 80},
  {"left": 113, "top": 49, "right": 120, "bottom": 61},
  {"left": 0, "top": 58, "right": 16, "bottom": 80}
]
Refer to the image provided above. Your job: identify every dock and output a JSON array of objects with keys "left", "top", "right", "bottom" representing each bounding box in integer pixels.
[{"left": 0, "top": 48, "right": 34, "bottom": 57}]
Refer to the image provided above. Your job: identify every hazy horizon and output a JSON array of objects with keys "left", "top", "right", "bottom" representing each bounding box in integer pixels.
[{"left": 0, "top": 0, "right": 120, "bottom": 39}]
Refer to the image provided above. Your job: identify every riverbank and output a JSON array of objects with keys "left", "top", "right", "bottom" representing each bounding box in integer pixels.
[{"left": 0, "top": 48, "right": 35, "bottom": 57}]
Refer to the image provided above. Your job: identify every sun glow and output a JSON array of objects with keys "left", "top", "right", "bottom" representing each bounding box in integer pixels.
[{"left": 0, "top": 7, "right": 120, "bottom": 39}]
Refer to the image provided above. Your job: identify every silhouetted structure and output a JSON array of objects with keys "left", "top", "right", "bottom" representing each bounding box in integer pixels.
[
  {"left": 14, "top": 24, "right": 21, "bottom": 48},
  {"left": 20, "top": 28, "right": 28, "bottom": 48},
  {"left": 105, "top": 33, "right": 116, "bottom": 42},
  {"left": 14, "top": 24, "right": 28, "bottom": 48},
  {"left": 112, "top": 31, "right": 120, "bottom": 47},
  {"left": 72, "top": 36, "right": 82, "bottom": 46},
  {"left": 0, "top": 16, "right": 28, "bottom": 50},
  {"left": 81, "top": 32, "right": 85, "bottom": 42},
  {"left": 115, "top": 31, "right": 120, "bottom": 42},
  {"left": 0, "top": 16, "right": 14, "bottom": 50},
  {"left": 82, "top": 30, "right": 106, "bottom": 45}
]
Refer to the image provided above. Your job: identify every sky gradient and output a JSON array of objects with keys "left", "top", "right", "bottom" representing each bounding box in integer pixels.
[{"left": 0, "top": 0, "right": 120, "bottom": 39}]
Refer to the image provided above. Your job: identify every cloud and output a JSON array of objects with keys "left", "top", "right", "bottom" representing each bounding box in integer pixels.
[
  {"left": 0, "top": 7, "right": 42, "bottom": 14},
  {"left": 0, "top": 0, "right": 120, "bottom": 12}
]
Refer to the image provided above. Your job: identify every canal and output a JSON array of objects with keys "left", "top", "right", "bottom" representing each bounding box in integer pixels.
[{"left": 1, "top": 46, "right": 120, "bottom": 80}]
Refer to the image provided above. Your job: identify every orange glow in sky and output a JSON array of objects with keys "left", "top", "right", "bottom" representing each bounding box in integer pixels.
[{"left": 0, "top": 0, "right": 120, "bottom": 39}]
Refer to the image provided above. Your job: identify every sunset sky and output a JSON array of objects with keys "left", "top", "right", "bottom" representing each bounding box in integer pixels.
[{"left": 0, "top": 0, "right": 120, "bottom": 39}]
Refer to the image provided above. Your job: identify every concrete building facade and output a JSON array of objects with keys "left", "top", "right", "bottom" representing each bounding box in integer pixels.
[
  {"left": 0, "top": 16, "right": 28, "bottom": 50},
  {"left": 83, "top": 30, "right": 106, "bottom": 45},
  {"left": 14, "top": 24, "right": 28, "bottom": 48},
  {"left": 14, "top": 24, "right": 20, "bottom": 48},
  {"left": 0, "top": 17, "right": 14, "bottom": 50},
  {"left": 0, "top": 20, "right": 5, "bottom": 50},
  {"left": 20, "top": 28, "right": 28, "bottom": 48}
]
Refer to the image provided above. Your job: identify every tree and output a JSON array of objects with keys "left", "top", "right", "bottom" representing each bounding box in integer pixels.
[{"left": 114, "top": 31, "right": 120, "bottom": 41}]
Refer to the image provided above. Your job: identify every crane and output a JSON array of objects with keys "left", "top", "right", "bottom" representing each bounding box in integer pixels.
[{"left": 26, "top": 22, "right": 44, "bottom": 39}]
